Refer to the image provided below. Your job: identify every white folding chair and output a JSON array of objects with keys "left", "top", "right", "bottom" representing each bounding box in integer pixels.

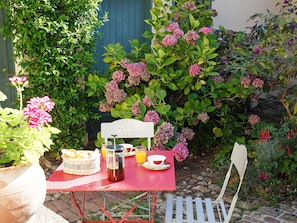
[
  {"left": 100, "top": 118, "right": 155, "bottom": 221},
  {"left": 101, "top": 118, "right": 154, "bottom": 150},
  {"left": 165, "top": 142, "right": 248, "bottom": 223}
]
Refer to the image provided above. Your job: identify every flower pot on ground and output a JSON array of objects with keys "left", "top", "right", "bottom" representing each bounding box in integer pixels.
[
  {"left": 0, "top": 164, "right": 46, "bottom": 223},
  {"left": 0, "top": 76, "right": 60, "bottom": 222}
]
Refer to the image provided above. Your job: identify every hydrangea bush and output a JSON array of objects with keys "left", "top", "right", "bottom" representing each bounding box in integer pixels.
[
  {"left": 215, "top": 0, "right": 297, "bottom": 201},
  {"left": 88, "top": 0, "right": 263, "bottom": 161}
]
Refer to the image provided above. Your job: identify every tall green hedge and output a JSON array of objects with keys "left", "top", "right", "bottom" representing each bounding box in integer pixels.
[{"left": 0, "top": 0, "right": 107, "bottom": 150}]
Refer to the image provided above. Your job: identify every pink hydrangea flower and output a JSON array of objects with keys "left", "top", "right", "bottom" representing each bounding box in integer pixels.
[
  {"left": 182, "top": 1, "right": 196, "bottom": 11},
  {"left": 144, "top": 110, "right": 160, "bottom": 125},
  {"left": 172, "top": 142, "right": 189, "bottom": 162},
  {"left": 99, "top": 101, "right": 112, "bottom": 112},
  {"left": 252, "top": 78, "right": 264, "bottom": 88},
  {"left": 181, "top": 127, "right": 195, "bottom": 140},
  {"left": 165, "top": 21, "right": 179, "bottom": 32},
  {"left": 198, "top": 112, "right": 209, "bottom": 123},
  {"left": 248, "top": 114, "right": 261, "bottom": 126},
  {"left": 105, "top": 80, "right": 119, "bottom": 91},
  {"left": 173, "top": 28, "right": 184, "bottom": 38},
  {"left": 105, "top": 88, "right": 127, "bottom": 104},
  {"left": 131, "top": 101, "right": 141, "bottom": 115},
  {"left": 198, "top": 27, "right": 213, "bottom": 35},
  {"left": 162, "top": 34, "right": 178, "bottom": 47},
  {"left": 184, "top": 30, "right": 199, "bottom": 45},
  {"left": 112, "top": 70, "right": 126, "bottom": 82},
  {"left": 143, "top": 96, "right": 152, "bottom": 107},
  {"left": 153, "top": 122, "right": 174, "bottom": 147},
  {"left": 241, "top": 77, "right": 251, "bottom": 88},
  {"left": 189, "top": 64, "right": 201, "bottom": 77}
]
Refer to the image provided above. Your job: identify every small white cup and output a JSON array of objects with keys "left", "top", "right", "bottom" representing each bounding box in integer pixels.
[{"left": 147, "top": 155, "right": 166, "bottom": 167}]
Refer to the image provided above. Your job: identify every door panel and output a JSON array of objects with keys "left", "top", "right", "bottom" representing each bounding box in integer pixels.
[
  {"left": 95, "top": 0, "right": 151, "bottom": 73},
  {"left": 0, "top": 9, "right": 15, "bottom": 107}
]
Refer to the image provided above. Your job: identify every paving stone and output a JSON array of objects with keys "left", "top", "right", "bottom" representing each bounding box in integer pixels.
[{"left": 44, "top": 169, "right": 297, "bottom": 223}]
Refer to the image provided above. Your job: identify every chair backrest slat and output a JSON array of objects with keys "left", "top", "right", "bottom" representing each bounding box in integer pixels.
[{"left": 101, "top": 119, "right": 154, "bottom": 150}]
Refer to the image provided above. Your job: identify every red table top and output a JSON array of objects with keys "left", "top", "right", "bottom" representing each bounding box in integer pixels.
[{"left": 47, "top": 150, "right": 176, "bottom": 192}]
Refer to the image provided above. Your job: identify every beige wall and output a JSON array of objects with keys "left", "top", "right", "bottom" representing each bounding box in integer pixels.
[{"left": 212, "top": 0, "right": 282, "bottom": 31}]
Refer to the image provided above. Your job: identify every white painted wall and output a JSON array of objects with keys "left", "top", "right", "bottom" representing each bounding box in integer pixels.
[{"left": 212, "top": 0, "right": 282, "bottom": 31}]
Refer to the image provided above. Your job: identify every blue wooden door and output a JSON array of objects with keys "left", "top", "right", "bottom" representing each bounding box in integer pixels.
[
  {"left": 0, "top": 9, "right": 16, "bottom": 107},
  {"left": 95, "top": 0, "right": 151, "bottom": 73}
]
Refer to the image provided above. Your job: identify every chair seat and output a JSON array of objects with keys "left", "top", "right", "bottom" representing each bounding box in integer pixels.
[{"left": 165, "top": 195, "right": 227, "bottom": 223}]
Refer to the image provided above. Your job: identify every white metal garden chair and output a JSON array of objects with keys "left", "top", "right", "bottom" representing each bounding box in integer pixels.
[
  {"left": 165, "top": 142, "right": 248, "bottom": 223},
  {"left": 100, "top": 118, "right": 155, "bottom": 220},
  {"left": 100, "top": 118, "right": 154, "bottom": 150}
]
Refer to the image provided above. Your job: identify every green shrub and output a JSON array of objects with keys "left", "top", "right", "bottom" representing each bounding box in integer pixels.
[
  {"left": 0, "top": 0, "right": 107, "bottom": 150},
  {"left": 87, "top": 0, "right": 259, "bottom": 161}
]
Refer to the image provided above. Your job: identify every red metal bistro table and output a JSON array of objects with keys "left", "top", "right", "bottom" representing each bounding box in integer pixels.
[{"left": 47, "top": 150, "right": 176, "bottom": 223}]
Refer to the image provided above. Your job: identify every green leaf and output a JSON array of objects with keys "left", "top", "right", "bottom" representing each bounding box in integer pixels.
[
  {"left": 213, "top": 127, "right": 223, "bottom": 137},
  {"left": 156, "top": 89, "right": 167, "bottom": 100},
  {"left": 168, "top": 82, "right": 178, "bottom": 90},
  {"left": 163, "top": 57, "right": 177, "bottom": 66},
  {"left": 155, "top": 104, "right": 170, "bottom": 115}
]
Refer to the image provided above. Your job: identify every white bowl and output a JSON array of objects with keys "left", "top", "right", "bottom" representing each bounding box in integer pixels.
[{"left": 147, "top": 155, "right": 166, "bottom": 167}]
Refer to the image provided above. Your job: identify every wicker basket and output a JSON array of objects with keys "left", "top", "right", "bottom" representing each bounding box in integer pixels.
[{"left": 62, "top": 149, "right": 101, "bottom": 175}]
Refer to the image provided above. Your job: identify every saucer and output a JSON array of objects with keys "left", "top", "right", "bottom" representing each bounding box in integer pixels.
[
  {"left": 124, "top": 151, "right": 135, "bottom": 157},
  {"left": 142, "top": 161, "right": 170, "bottom": 170}
]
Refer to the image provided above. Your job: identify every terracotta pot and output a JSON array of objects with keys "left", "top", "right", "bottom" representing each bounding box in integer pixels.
[{"left": 0, "top": 164, "right": 46, "bottom": 223}]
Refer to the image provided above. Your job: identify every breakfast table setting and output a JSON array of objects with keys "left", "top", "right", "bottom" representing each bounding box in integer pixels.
[{"left": 46, "top": 143, "right": 176, "bottom": 223}]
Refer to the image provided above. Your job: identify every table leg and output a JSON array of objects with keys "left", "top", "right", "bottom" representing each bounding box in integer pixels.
[
  {"left": 71, "top": 192, "right": 86, "bottom": 223},
  {"left": 70, "top": 191, "right": 157, "bottom": 223}
]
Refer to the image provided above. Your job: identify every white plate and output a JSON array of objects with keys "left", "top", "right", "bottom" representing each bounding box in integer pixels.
[
  {"left": 142, "top": 161, "right": 170, "bottom": 171},
  {"left": 124, "top": 151, "right": 135, "bottom": 157}
]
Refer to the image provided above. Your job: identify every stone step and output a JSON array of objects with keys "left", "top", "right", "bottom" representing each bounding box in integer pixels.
[{"left": 33, "top": 205, "right": 69, "bottom": 223}]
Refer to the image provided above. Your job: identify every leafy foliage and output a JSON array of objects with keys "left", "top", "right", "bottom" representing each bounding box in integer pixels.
[
  {"left": 0, "top": 0, "right": 107, "bottom": 150},
  {"left": 87, "top": 0, "right": 259, "bottom": 154}
]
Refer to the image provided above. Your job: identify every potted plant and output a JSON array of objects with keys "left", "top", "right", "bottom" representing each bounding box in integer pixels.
[{"left": 0, "top": 76, "right": 60, "bottom": 223}]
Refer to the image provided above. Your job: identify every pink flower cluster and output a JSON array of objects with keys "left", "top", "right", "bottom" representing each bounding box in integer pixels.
[
  {"left": 153, "top": 122, "right": 174, "bottom": 149},
  {"left": 9, "top": 76, "right": 28, "bottom": 86},
  {"left": 260, "top": 129, "right": 270, "bottom": 141},
  {"left": 184, "top": 30, "right": 199, "bottom": 45},
  {"left": 181, "top": 1, "right": 196, "bottom": 11},
  {"left": 198, "top": 112, "right": 209, "bottom": 123},
  {"left": 143, "top": 96, "right": 152, "bottom": 107},
  {"left": 144, "top": 110, "right": 160, "bottom": 125},
  {"left": 198, "top": 27, "right": 213, "bottom": 35},
  {"left": 121, "top": 60, "right": 150, "bottom": 86},
  {"left": 112, "top": 70, "right": 125, "bottom": 82},
  {"left": 248, "top": 114, "right": 261, "bottom": 127},
  {"left": 258, "top": 171, "right": 269, "bottom": 180},
  {"left": 189, "top": 63, "right": 201, "bottom": 77},
  {"left": 132, "top": 101, "right": 141, "bottom": 115},
  {"left": 104, "top": 80, "right": 127, "bottom": 105},
  {"left": 176, "top": 127, "right": 195, "bottom": 143},
  {"left": 23, "top": 96, "right": 55, "bottom": 130},
  {"left": 241, "top": 77, "right": 264, "bottom": 88},
  {"left": 162, "top": 34, "right": 178, "bottom": 47},
  {"left": 172, "top": 142, "right": 189, "bottom": 162}
]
